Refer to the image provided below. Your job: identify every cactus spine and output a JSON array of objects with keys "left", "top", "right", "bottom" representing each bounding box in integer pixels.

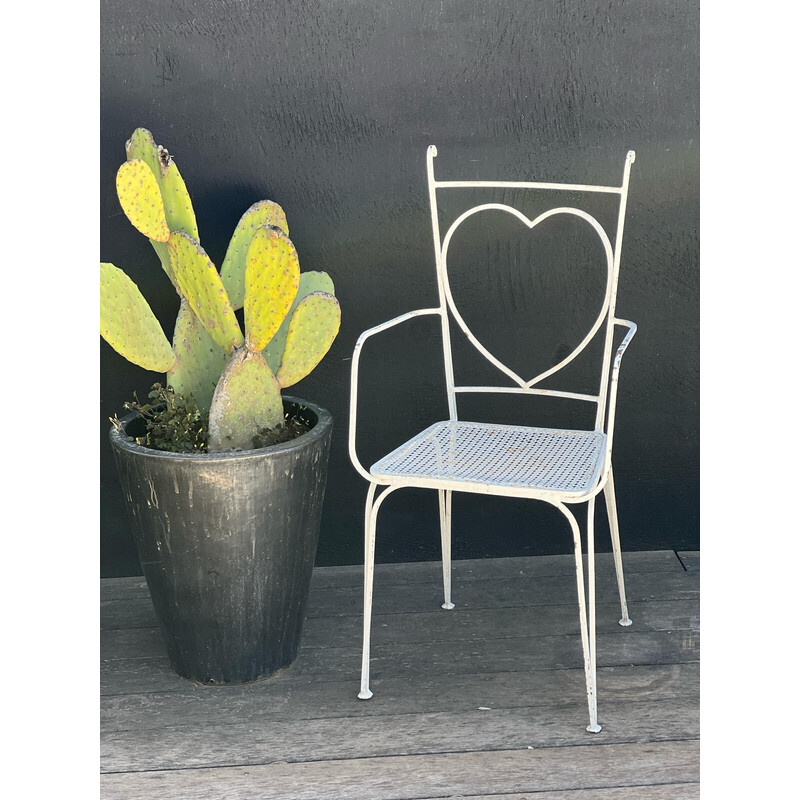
[{"left": 101, "top": 128, "right": 340, "bottom": 452}]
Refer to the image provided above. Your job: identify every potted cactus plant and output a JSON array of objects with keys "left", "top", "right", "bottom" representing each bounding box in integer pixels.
[{"left": 102, "top": 128, "right": 340, "bottom": 684}]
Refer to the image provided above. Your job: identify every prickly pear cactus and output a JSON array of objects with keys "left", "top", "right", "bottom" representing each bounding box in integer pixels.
[
  {"left": 101, "top": 129, "right": 341, "bottom": 452},
  {"left": 118, "top": 128, "right": 226, "bottom": 411}
]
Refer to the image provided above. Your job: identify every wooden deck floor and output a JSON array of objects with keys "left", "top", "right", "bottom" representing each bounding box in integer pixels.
[{"left": 100, "top": 550, "right": 700, "bottom": 799}]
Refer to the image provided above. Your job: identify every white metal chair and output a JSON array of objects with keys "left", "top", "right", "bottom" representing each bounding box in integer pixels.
[{"left": 348, "top": 146, "right": 637, "bottom": 733}]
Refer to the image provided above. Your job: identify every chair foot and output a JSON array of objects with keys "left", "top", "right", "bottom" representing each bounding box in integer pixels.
[
  {"left": 619, "top": 617, "right": 633, "bottom": 627},
  {"left": 586, "top": 723, "right": 602, "bottom": 734},
  {"left": 358, "top": 689, "right": 373, "bottom": 700},
  {"left": 441, "top": 602, "right": 455, "bottom": 610}
]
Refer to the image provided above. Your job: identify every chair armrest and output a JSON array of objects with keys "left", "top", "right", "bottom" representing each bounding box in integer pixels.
[
  {"left": 600, "top": 319, "right": 638, "bottom": 478},
  {"left": 612, "top": 319, "right": 637, "bottom": 372},
  {"left": 349, "top": 308, "right": 442, "bottom": 481}
]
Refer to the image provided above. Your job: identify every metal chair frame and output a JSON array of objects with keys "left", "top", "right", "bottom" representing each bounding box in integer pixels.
[{"left": 348, "top": 146, "right": 638, "bottom": 733}]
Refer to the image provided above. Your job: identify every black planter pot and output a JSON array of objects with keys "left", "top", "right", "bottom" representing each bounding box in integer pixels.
[{"left": 110, "top": 396, "right": 332, "bottom": 684}]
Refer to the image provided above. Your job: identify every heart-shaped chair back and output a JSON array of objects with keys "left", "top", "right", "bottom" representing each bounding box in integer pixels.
[{"left": 425, "top": 146, "right": 635, "bottom": 431}]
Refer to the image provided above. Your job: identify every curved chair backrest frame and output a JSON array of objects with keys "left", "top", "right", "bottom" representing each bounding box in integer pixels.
[{"left": 425, "top": 146, "right": 636, "bottom": 435}]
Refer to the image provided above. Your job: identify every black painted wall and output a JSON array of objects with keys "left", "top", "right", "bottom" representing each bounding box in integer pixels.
[{"left": 100, "top": 0, "right": 699, "bottom": 577}]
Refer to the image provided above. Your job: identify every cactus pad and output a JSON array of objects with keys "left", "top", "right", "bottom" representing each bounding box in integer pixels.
[
  {"left": 220, "top": 201, "right": 290, "bottom": 310},
  {"left": 244, "top": 226, "right": 301, "bottom": 353},
  {"left": 167, "top": 300, "right": 228, "bottom": 413},
  {"left": 123, "top": 129, "right": 198, "bottom": 291},
  {"left": 125, "top": 127, "right": 198, "bottom": 238},
  {"left": 276, "top": 291, "right": 341, "bottom": 388},
  {"left": 264, "top": 271, "right": 335, "bottom": 372},
  {"left": 116, "top": 159, "right": 170, "bottom": 243},
  {"left": 100, "top": 262, "right": 176, "bottom": 372},
  {"left": 167, "top": 232, "right": 244, "bottom": 354},
  {"left": 159, "top": 161, "right": 199, "bottom": 240},
  {"left": 208, "top": 348, "right": 284, "bottom": 450}
]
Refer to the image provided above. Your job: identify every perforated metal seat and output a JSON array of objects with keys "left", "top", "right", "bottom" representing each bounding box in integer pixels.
[
  {"left": 372, "top": 421, "right": 605, "bottom": 497},
  {"left": 349, "top": 146, "right": 639, "bottom": 734}
]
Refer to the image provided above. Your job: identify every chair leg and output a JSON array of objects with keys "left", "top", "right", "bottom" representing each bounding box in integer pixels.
[
  {"left": 604, "top": 466, "right": 632, "bottom": 627},
  {"left": 586, "top": 497, "right": 599, "bottom": 731},
  {"left": 358, "top": 483, "right": 379, "bottom": 699},
  {"left": 559, "top": 501, "right": 601, "bottom": 733},
  {"left": 439, "top": 489, "right": 455, "bottom": 609}
]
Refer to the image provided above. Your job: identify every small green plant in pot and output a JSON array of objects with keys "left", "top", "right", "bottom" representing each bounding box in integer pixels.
[{"left": 103, "top": 129, "right": 339, "bottom": 684}]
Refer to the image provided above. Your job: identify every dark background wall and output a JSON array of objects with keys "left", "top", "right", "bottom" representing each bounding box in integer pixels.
[{"left": 100, "top": 0, "right": 699, "bottom": 578}]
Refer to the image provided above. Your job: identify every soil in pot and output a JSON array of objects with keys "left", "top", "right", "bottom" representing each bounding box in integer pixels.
[{"left": 114, "top": 383, "right": 314, "bottom": 453}]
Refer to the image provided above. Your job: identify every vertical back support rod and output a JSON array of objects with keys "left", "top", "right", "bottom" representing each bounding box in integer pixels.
[
  {"left": 595, "top": 151, "right": 636, "bottom": 432},
  {"left": 427, "top": 146, "right": 458, "bottom": 421}
]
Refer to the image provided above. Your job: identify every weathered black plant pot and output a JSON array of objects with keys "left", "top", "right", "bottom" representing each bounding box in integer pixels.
[{"left": 110, "top": 397, "right": 332, "bottom": 684}]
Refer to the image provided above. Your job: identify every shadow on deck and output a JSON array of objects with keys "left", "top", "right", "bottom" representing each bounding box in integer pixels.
[{"left": 100, "top": 549, "right": 700, "bottom": 799}]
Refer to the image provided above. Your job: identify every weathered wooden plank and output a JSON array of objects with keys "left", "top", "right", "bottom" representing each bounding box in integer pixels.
[
  {"left": 100, "top": 598, "right": 700, "bottom": 661},
  {"left": 677, "top": 551, "right": 700, "bottom": 572},
  {"left": 102, "top": 694, "right": 699, "bottom": 773},
  {"left": 102, "top": 657, "right": 190, "bottom": 696},
  {"left": 101, "top": 570, "right": 699, "bottom": 630},
  {"left": 308, "top": 595, "right": 701, "bottom": 641},
  {"left": 308, "top": 550, "right": 685, "bottom": 588},
  {"left": 99, "top": 550, "right": 683, "bottom": 600},
  {"left": 99, "top": 739, "right": 700, "bottom": 800},
  {"left": 418, "top": 786, "right": 700, "bottom": 800},
  {"left": 101, "top": 629, "right": 699, "bottom": 696},
  {"left": 101, "top": 662, "right": 699, "bottom": 732},
  {"left": 308, "top": 570, "right": 699, "bottom": 618},
  {"left": 100, "top": 597, "right": 154, "bottom": 630}
]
